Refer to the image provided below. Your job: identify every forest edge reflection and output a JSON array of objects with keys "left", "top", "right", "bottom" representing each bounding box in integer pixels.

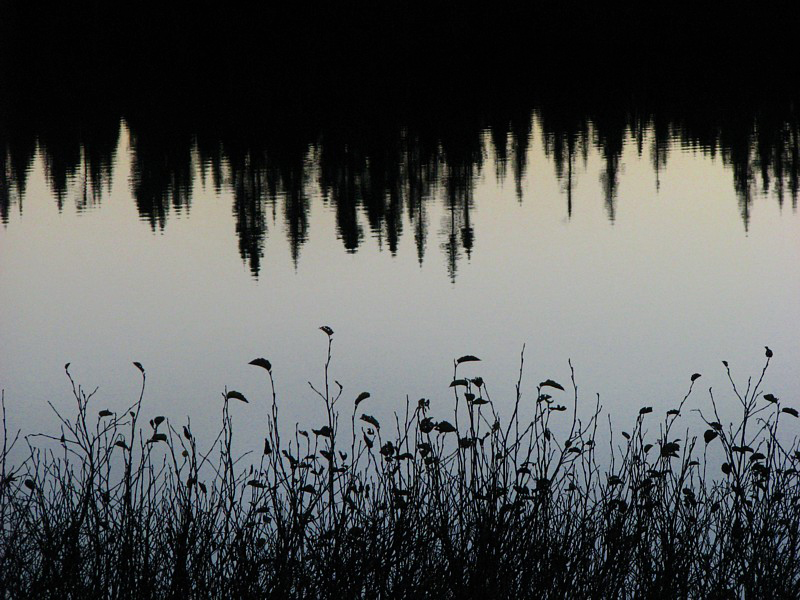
[
  {"left": 2, "top": 98, "right": 798, "bottom": 279},
  {"left": 1, "top": 2, "right": 799, "bottom": 278}
]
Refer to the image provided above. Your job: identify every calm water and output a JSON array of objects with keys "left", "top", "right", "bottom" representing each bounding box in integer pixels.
[{"left": 2, "top": 97, "right": 799, "bottom": 450}]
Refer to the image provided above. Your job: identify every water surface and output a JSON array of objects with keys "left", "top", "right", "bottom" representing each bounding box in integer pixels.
[{"left": 2, "top": 98, "right": 798, "bottom": 449}]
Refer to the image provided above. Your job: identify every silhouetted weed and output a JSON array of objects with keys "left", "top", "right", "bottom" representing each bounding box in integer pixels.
[{"left": 1, "top": 337, "right": 798, "bottom": 598}]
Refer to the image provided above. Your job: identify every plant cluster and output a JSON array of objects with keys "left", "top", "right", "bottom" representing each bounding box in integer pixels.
[{"left": 1, "top": 334, "right": 798, "bottom": 599}]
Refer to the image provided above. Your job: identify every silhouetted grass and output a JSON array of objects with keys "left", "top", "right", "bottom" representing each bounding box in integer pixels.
[{"left": 1, "top": 334, "right": 798, "bottom": 598}]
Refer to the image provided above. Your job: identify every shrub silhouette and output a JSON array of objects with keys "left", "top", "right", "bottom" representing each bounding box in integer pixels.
[{"left": 1, "top": 337, "right": 798, "bottom": 598}]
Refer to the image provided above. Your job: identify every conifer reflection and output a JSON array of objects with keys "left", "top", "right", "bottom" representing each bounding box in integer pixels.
[{"left": 1, "top": 96, "right": 799, "bottom": 279}]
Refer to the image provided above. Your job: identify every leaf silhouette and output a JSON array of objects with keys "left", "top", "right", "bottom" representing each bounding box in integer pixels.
[
  {"left": 763, "top": 393, "right": 778, "bottom": 403},
  {"left": 249, "top": 358, "right": 272, "bottom": 372},
  {"left": 782, "top": 407, "right": 799, "bottom": 418},
  {"left": 319, "top": 325, "right": 334, "bottom": 336},
  {"left": 225, "top": 390, "right": 248, "bottom": 403},
  {"left": 722, "top": 360, "right": 729, "bottom": 367},
  {"left": 666, "top": 409, "right": 680, "bottom": 416},
  {"left": 765, "top": 346, "right": 773, "bottom": 358},
  {"left": 456, "top": 355, "right": 481, "bottom": 365},
  {"left": 661, "top": 442, "right": 681, "bottom": 457},
  {"left": 133, "top": 362, "right": 145, "bottom": 373},
  {"left": 360, "top": 414, "right": 380, "bottom": 430},
  {"left": 355, "top": 392, "right": 370, "bottom": 407},
  {"left": 691, "top": 373, "right": 701, "bottom": 382},
  {"left": 435, "top": 420, "right": 457, "bottom": 433},
  {"left": 704, "top": 430, "right": 719, "bottom": 444},
  {"left": 154, "top": 416, "right": 165, "bottom": 426},
  {"left": 449, "top": 379, "right": 469, "bottom": 388},
  {"left": 540, "top": 379, "right": 565, "bottom": 391},
  {"left": 639, "top": 406, "right": 653, "bottom": 415},
  {"left": 99, "top": 410, "right": 113, "bottom": 418},
  {"left": 313, "top": 426, "right": 333, "bottom": 438},
  {"left": 148, "top": 433, "right": 167, "bottom": 444}
]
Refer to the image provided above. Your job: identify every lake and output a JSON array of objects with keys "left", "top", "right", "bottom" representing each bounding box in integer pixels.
[
  {"left": 1, "top": 4, "right": 799, "bottom": 453},
  {"left": 2, "top": 98, "right": 798, "bottom": 454}
]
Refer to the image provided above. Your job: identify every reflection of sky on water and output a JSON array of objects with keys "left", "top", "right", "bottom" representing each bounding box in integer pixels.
[{"left": 1, "top": 120, "right": 798, "bottom": 457}]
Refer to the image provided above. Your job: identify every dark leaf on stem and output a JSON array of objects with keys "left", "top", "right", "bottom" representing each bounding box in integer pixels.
[
  {"left": 691, "top": 373, "right": 701, "bottom": 382},
  {"left": 355, "top": 392, "right": 370, "bottom": 406},
  {"left": 133, "top": 362, "right": 144, "bottom": 373},
  {"left": 313, "top": 426, "right": 333, "bottom": 438},
  {"left": 540, "top": 379, "right": 565, "bottom": 391},
  {"left": 456, "top": 355, "right": 481, "bottom": 365},
  {"left": 782, "top": 407, "right": 799, "bottom": 418},
  {"left": 249, "top": 358, "right": 272, "bottom": 372},
  {"left": 435, "top": 420, "right": 457, "bottom": 433},
  {"left": 319, "top": 325, "right": 334, "bottom": 336},
  {"left": 360, "top": 414, "right": 380, "bottom": 430},
  {"left": 225, "top": 390, "right": 248, "bottom": 403}
]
